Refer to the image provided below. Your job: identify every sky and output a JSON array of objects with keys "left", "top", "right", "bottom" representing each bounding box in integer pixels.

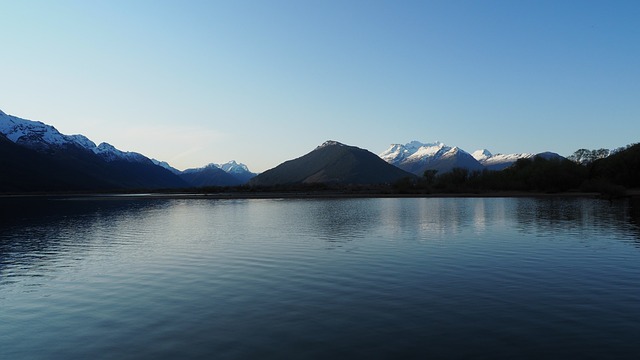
[{"left": 1, "top": 0, "right": 639, "bottom": 172}]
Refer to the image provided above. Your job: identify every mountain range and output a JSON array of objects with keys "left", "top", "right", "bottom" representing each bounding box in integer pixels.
[
  {"left": 0, "top": 110, "right": 255, "bottom": 192},
  {"left": 180, "top": 161, "right": 257, "bottom": 187},
  {"left": 2, "top": 108, "right": 627, "bottom": 193},
  {"left": 380, "top": 141, "right": 562, "bottom": 175}
]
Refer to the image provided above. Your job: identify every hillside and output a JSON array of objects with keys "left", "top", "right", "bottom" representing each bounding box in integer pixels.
[{"left": 249, "top": 141, "right": 415, "bottom": 186}]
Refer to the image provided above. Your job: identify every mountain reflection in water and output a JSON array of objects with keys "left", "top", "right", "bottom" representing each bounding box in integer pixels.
[{"left": 1, "top": 197, "right": 639, "bottom": 359}]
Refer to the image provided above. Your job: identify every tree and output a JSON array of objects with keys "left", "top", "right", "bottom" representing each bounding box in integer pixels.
[
  {"left": 422, "top": 169, "right": 438, "bottom": 186},
  {"left": 568, "top": 148, "right": 611, "bottom": 166}
]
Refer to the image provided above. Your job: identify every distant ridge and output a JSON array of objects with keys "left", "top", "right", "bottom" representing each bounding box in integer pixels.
[
  {"left": 471, "top": 149, "right": 534, "bottom": 171},
  {"left": 0, "top": 109, "right": 255, "bottom": 192},
  {"left": 380, "top": 141, "right": 567, "bottom": 174},
  {"left": 215, "top": 160, "right": 257, "bottom": 183},
  {"left": 180, "top": 163, "right": 246, "bottom": 187},
  {"left": 4, "top": 108, "right": 634, "bottom": 193},
  {"left": 380, "top": 141, "right": 484, "bottom": 175},
  {"left": 249, "top": 140, "right": 415, "bottom": 186},
  {"left": 0, "top": 110, "right": 188, "bottom": 191}
]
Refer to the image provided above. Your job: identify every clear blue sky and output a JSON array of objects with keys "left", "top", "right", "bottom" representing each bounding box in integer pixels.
[{"left": 1, "top": 0, "right": 638, "bottom": 172}]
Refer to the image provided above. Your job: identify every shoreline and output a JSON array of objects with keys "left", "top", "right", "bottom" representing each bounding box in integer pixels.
[{"left": 2, "top": 190, "right": 632, "bottom": 200}]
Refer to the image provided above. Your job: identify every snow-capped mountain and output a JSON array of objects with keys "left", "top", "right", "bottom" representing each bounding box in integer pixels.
[
  {"left": 151, "top": 159, "right": 182, "bottom": 174},
  {"left": 0, "top": 109, "right": 191, "bottom": 191},
  {"left": 0, "top": 109, "right": 256, "bottom": 188},
  {"left": 470, "top": 149, "right": 493, "bottom": 162},
  {"left": 381, "top": 140, "right": 567, "bottom": 175},
  {"left": 0, "top": 109, "right": 151, "bottom": 164},
  {"left": 0, "top": 109, "right": 94, "bottom": 150},
  {"left": 181, "top": 161, "right": 256, "bottom": 185},
  {"left": 379, "top": 140, "right": 432, "bottom": 166},
  {"left": 472, "top": 149, "right": 534, "bottom": 171},
  {"left": 380, "top": 141, "right": 484, "bottom": 175},
  {"left": 1, "top": 109, "right": 273, "bottom": 190},
  {"left": 180, "top": 164, "right": 241, "bottom": 187},
  {"left": 93, "top": 142, "right": 149, "bottom": 163},
  {"left": 216, "top": 160, "right": 249, "bottom": 173},
  {"left": 215, "top": 160, "right": 257, "bottom": 183}
]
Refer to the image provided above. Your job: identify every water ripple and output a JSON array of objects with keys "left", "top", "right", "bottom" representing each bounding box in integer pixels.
[{"left": 2, "top": 197, "right": 640, "bottom": 359}]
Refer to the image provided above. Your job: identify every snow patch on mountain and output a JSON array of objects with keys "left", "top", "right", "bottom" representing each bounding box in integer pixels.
[
  {"left": 216, "top": 160, "right": 251, "bottom": 175},
  {"left": 380, "top": 141, "right": 443, "bottom": 165},
  {"left": 380, "top": 141, "right": 484, "bottom": 175},
  {"left": 183, "top": 160, "right": 255, "bottom": 177},
  {"left": 471, "top": 149, "right": 493, "bottom": 162},
  {"left": 68, "top": 134, "right": 97, "bottom": 149},
  {"left": 151, "top": 159, "right": 182, "bottom": 174},
  {"left": 182, "top": 163, "right": 219, "bottom": 174},
  {"left": 179, "top": 160, "right": 256, "bottom": 186},
  {"left": 317, "top": 140, "right": 345, "bottom": 149},
  {"left": 472, "top": 149, "right": 534, "bottom": 170},
  {"left": 93, "top": 142, "right": 148, "bottom": 163},
  {"left": 0, "top": 111, "right": 85, "bottom": 148},
  {"left": 0, "top": 109, "right": 260, "bottom": 187},
  {"left": 0, "top": 110, "right": 157, "bottom": 164},
  {"left": 404, "top": 142, "right": 449, "bottom": 163}
]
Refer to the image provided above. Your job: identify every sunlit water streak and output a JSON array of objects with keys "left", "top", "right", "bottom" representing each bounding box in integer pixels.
[{"left": 1, "top": 197, "right": 640, "bottom": 359}]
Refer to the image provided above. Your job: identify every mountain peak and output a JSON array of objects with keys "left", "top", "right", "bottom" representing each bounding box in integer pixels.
[
  {"left": 407, "top": 140, "right": 427, "bottom": 149},
  {"left": 96, "top": 142, "right": 117, "bottom": 151},
  {"left": 185, "top": 160, "right": 252, "bottom": 174},
  {"left": 93, "top": 142, "right": 148, "bottom": 163},
  {"left": 400, "top": 140, "right": 446, "bottom": 149},
  {"left": 250, "top": 141, "right": 414, "bottom": 186},
  {"left": 317, "top": 140, "right": 345, "bottom": 149},
  {"left": 380, "top": 140, "right": 484, "bottom": 175},
  {"left": 379, "top": 140, "right": 449, "bottom": 167},
  {"left": 0, "top": 112, "right": 76, "bottom": 149},
  {"left": 0, "top": 109, "right": 6, "bottom": 116},
  {"left": 216, "top": 160, "right": 251, "bottom": 174},
  {"left": 536, "top": 151, "right": 563, "bottom": 160},
  {"left": 472, "top": 149, "right": 493, "bottom": 161},
  {"left": 473, "top": 149, "right": 535, "bottom": 170}
]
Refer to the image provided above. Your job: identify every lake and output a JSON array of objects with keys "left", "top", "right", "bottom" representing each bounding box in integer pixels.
[{"left": 1, "top": 196, "right": 640, "bottom": 359}]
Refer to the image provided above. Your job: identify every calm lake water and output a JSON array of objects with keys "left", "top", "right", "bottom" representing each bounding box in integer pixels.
[{"left": 1, "top": 196, "right": 640, "bottom": 359}]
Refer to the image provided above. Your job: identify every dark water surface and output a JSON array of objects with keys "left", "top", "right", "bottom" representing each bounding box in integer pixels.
[{"left": 1, "top": 197, "right": 640, "bottom": 359}]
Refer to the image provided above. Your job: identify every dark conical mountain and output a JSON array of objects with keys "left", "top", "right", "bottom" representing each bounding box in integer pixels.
[{"left": 249, "top": 141, "right": 415, "bottom": 186}]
